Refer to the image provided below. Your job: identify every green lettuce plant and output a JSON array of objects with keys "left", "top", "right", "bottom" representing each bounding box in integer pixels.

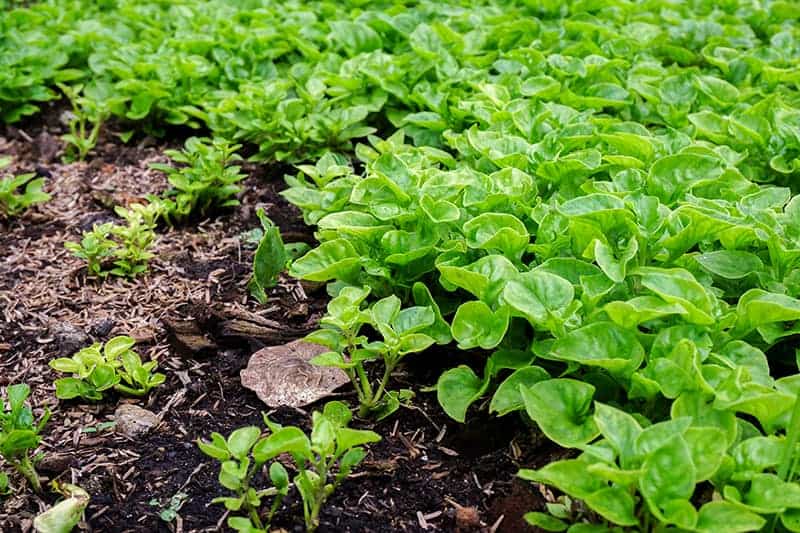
[
  {"left": 0, "top": 157, "right": 50, "bottom": 216},
  {"left": 49, "top": 335, "right": 165, "bottom": 401},
  {"left": 199, "top": 401, "right": 380, "bottom": 532},
  {"left": 0, "top": 384, "right": 50, "bottom": 493},
  {"left": 306, "top": 286, "right": 449, "bottom": 419},
  {"left": 149, "top": 137, "right": 246, "bottom": 225}
]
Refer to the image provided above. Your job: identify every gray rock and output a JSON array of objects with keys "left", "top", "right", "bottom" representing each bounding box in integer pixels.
[{"left": 115, "top": 404, "right": 159, "bottom": 438}]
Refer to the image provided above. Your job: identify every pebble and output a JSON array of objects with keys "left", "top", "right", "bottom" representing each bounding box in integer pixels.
[{"left": 114, "top": 404, "right": 159, "bottom": 438}]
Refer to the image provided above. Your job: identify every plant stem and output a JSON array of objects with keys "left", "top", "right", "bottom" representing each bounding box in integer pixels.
[{"left": 14, "top": 456, "right": 41, "bottom": 494}]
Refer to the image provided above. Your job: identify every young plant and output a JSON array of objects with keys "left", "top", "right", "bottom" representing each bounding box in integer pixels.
[
  {"left": 248, "top": 208, "right": 288, "bottom": 304},
  {"left": 64, "top": 201, "right": 160, "bottom": 278},
  {"left": 307, "top": 286, "right": 447, "bottom": 418},
  {"left": 199, "top": 401, "right": 380, "bottom": 533},
  {"left": 108, "top": 202, "right": 160, "bottom": 277},
  {"left": 58, "top": 83, "right": 114, "bottom": 161},
  {"left": 149, "top": 136, "right": 246, "bottom": 225},
  {"left": 63, "top": 222, "right": 116, "bottom": 277},
  {"left": 0, "top": 384, "right": 50, "bottom": 493},
  {"left": 0, "top": 157, "right": 50, "bottom": 217},
  {"left": 49, "top": 335, "right": 165, "bottom": 401}
]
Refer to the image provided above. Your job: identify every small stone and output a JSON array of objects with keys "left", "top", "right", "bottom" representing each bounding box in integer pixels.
[
  {"left": 37, "top": 453, "right": 75, "bottom": 473},
  {"left": 114, "top": 404, "right": 159, "bottom": 438},
  {"left": 49, "top": 322, "right": 90, "bottom": 355}
]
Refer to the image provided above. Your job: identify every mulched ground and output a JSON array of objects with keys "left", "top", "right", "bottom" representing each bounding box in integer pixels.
[{"left": 0, "top": 109, "right": 555, "bottom": 532}]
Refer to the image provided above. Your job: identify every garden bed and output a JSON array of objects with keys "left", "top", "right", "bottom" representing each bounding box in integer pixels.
[{"left": 0, "top": 113, "right": 551, "bottom": 532}]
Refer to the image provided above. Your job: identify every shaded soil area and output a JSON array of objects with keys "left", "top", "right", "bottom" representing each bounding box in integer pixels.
[{"left": 0, "top": 113, "right": 555, "bottom": 532}]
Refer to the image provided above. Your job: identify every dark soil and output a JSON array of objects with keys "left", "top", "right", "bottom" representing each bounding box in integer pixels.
[{"left": 0, "top": 113, "right": 556, "bottom": 532}]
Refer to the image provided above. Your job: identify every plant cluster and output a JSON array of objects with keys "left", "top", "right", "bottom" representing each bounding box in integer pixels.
[
  {"left": 307, "top": 285, "right": 449, "bottom": 418},
  {"left": 199, "top": 401, "right": 380, "bottom": 532},
  {"left": 4, "top": 0, "right": 800, "bottom": 530},
  {"left": 65, "top": 201, "right": 160, "bottom": 278},
  {"left": 49, "top": 335, "right": 165, "bottom": 401},
  {"left": 0, "top": 157, "right": 50, "bottom": 217},
  {"left": 0, "top": 384, "right": 49, "bottom": 494},
  {"left": 149, "top": 137, "right": 247, "bottom": 225}
]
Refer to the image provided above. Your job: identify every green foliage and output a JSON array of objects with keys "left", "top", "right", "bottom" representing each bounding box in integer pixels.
[
  {"left": 49, "top": 335, "right": 165, "bottom": 401},
  {"left": 149, "top": 137, "right": 246, "bottom": 225},
  {"left": 0, "top": 384, "right": 50, "bottom": 493},
  {"left": 199, "top": 401, "right": 379, "bottom": 532},
  {"left": 5, "top": 0, "right": 800, "bottom": 529},
  {"left": 306, "top": 286, "right": 447, "bottom": 419},
  {"left": 0, "top": 157, "right": 50, "bottom": 217},
  {"left": 59, "top": 82, "right": 119, "bottom": 161},
  {"left": 65, "top": 202, "right": 160, "bottom": 278},
  {"left": 248, "top": 209, "right": 288, "bottom": 304}
]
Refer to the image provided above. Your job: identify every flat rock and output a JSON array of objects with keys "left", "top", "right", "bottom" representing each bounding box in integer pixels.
[
  {"left": 241, "top": 340, "right": 349, "bottom": 408},
  {"left": 115, "top": 404, "right": 159, "bottom": 438}
]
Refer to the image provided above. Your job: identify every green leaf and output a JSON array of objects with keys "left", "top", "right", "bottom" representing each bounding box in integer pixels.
[
  {"left": 694, "top": 250, "right": 763, "bottom": 280},
  {"left": 549, "top": 322, "right": 644, "bottom": 377},
  {"left": 584, "top": 487, "right": 638, "bottom": 526},
  {"left": 288, "top": 239, "right": 359, "bottom": 282},
  {"left": 451, "top": 301, "right": 509, "bottom": 350},
  {"left": 463, "top": 213, "right": 529, "bottom": 260},
  {"left": 522, "top": 379, "right": 599, "bottom": 448},
  {"left": 524, "top": 512, "right": 567, "bottom": 531},
  {"left": 639, "top": 435, "right": 696, "bottom": 513},
  {"left": 253, "top": 427, "right": 311, "bottom": 463},
  {"left": 226, "top": 427, "right": 261, "bottom": 461},
  {"left": 695, "top": 501, "right": 766, "bottom": 533},
  {"left": 490, "top": 366, "right": 550, "bottom": 416},
  {"left": 501, "top": 271, "right": 574, "bottom": 333},
  {"left": 437, "top": 366, "right": 487, "bottom": 423},
  {"left": 519, "top": 459, "right": 605, "bottom": 499}
]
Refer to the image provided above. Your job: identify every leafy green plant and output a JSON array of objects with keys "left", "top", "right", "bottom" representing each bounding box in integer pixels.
[
  {"left": 307, "top": 286, "right": 449, "bottom": 419},
  {"left": 63, "top": 222, "right": 116, "bottom": 277},
  {"left": 0, "top": 384, "right": 50, "bottom": 493},
  {"left": 248, "top": 208, "right": 288, "bottom": 304},
  {"left": 65, "top": 201, "right": 160, "bottom": 278},
  {"left": 49, "top": 335, "right": 165, "bottom": 401},
  {"left": 0, "top": 157, "right": 50, "bottom": 216},
  {"left": 108, "top": 202, "right": 160, "bottom": 277},
  {"left": 58, "top": 82, "right": 118, "bottom": 162},
  {"left": 199, "top": 400, "right": 380, "bottom": 532},
  {"left": 149, "top": 137, "right": 246, "bottom": 224}
]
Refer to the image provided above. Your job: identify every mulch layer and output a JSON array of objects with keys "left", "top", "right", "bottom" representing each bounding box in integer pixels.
[{"left": 0, "top": 109, "right": 557, "bottom": 532}]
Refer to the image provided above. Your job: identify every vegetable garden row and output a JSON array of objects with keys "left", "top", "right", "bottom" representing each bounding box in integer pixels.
[{"left": 2, "top": 0, "right": 800, "bottom": 531}]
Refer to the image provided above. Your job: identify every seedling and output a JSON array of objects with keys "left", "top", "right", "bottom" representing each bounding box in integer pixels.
[
  {"left": 149, "top": 136, "right": 246, "bottom": 225},
  {"left": 248, "top": 209, "right": 288, "bottom": 304},
  {"left": 65, "top": 201, "right": 160, "bottom": 278},
  {"left": 199, "top": 401, "right": 380, "bottom": 532},
  {"left": 149, "top": 491, "right": 189, "bottom": 523},
  {"left": 108, "top": 202, "right": 160, "bottom": 277},
  {"left": 0, "top": 384, "right": 50, "bottom": 493},
  {"left": 58, "top": 83, "right": 112, "bottom": 161},
  {"left": 0, "top": 157, "right": 50, "bottom": 217},
  {"left": 50, "top": 335, "right": 165, "bottom": 401},
  {"left": 64, "top": 222, "right": 116, "bottom": 277},
  {"left": 307, "top": 287, "right": 444, "bottom": 418}
]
